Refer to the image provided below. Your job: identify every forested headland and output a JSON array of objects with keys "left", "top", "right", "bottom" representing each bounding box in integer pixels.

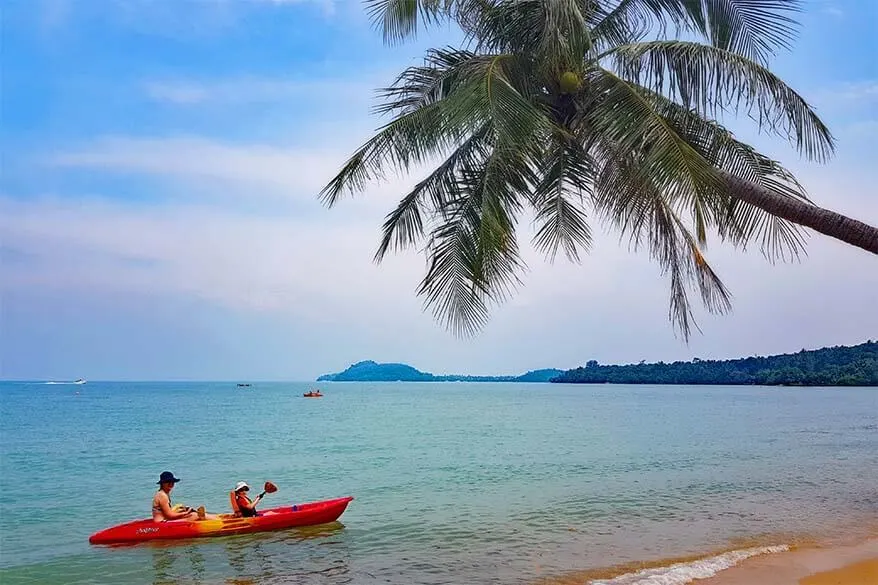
[{"left": 552, "top": 341, "right": 878, "bottom": 386}]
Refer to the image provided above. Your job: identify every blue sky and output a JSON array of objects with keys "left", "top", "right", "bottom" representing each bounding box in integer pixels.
[{"left": 1, "top": 0, "right": 876, "bottom": 381}]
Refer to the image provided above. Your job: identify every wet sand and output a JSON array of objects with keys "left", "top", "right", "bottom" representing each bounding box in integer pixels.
[
  {"left": 703, "top": 537, "right": 878, "bottom": 585},
  {"left": 530, "top": 529, "right": 878, "bottom": 585}
]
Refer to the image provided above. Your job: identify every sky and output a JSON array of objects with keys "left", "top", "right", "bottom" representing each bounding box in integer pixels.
[{"left": 1, "top": 0, "right": 876, "bottom": 381}]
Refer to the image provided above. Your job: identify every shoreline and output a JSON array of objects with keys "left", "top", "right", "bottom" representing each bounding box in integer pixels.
[
  {"left": 531, "top": 526, "right": 878, "bottom": 585},
  {"left": 704, "top": 536, "right": 878, "bottom": 585}
]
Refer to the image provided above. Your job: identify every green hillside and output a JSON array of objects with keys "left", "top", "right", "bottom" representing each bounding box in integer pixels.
[
  {"left": 552, "top": 341, "right": 878, "bottom": 386},
  {"left": 317, "top": 361, "right": 563, "bottom": 383}
]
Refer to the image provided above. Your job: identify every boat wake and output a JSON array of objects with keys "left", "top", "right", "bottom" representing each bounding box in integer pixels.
[{"left": 589, "top": 545, "right": 789, "bottom": 585}]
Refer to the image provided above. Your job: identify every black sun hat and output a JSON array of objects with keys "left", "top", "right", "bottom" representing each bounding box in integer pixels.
[{"left": 157, "top": 471, "right": 181, "bottom": 485}]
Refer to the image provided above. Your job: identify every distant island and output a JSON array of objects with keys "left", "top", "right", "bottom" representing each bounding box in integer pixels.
[
  {"left": 316, "top": 361, "right": 563, "bottom": 383},
  {"left": 318, "top": 342, "right": 877, "bottom": 387},
  {"left": 551, "top": 341, "right": 877, "bottom": 386}
]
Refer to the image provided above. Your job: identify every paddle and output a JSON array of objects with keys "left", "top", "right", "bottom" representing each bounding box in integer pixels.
[{"left": 257, "top": 481, "right": 278, "bottom": 500}]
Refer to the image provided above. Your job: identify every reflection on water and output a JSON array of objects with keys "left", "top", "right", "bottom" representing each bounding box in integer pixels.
[
  {"left": 151, "top": 547, "right": 175, "bottom": 585},
  {"left": 142, "top": 523, "right": 350, "bottom": 585}
]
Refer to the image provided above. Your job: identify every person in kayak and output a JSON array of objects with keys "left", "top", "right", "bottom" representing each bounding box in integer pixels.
[
  {"left": 152, "top": 471, "right": 218, "bottom": 522},
  {"left": 230, "top": 481, "right": 264, "bottom": 517}
]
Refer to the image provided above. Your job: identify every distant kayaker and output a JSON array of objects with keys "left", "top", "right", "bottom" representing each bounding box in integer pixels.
[
  {"left": 230, "top": 481, "right": 264, "bottom": 517},
  {"left": 152, "top": 471, "right": 218, "bottom": 522}
]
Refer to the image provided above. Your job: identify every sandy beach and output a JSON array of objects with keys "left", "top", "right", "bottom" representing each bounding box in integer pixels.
[
  {"left": 703, "top": 537, "right": 878, "bottom": 585},
  {"left": 533, "top": 531, "right": 878, "bottom": 585}
]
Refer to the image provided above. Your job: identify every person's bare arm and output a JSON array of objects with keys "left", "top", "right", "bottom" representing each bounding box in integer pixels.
[{"left": 158, "top": 493, "right": 191, "bottom": 520}]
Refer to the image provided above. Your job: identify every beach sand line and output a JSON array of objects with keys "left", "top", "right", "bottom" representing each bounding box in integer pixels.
[
  {"left": 529, "top": 530, "right": 876, "bottom": 585},
  {"left": 800, "top": 559, "right": 878, "bottom": 585},
  {"left": 703, "top": 536, "right": 878, "bottom": 585},
  {"left": 530, "top": 539, "right": 802, "bottom": 585}
]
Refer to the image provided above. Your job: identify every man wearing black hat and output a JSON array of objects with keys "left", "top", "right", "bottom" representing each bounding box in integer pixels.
[{"left": 152, "top": 471, "right": 217, "bottom": 522}]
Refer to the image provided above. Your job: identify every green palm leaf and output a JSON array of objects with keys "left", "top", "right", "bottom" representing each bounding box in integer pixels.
[
  {"left": 530, "top": 139, "right": 595, "bottom": 262},
  {"left": 375, "top": 123, "right": 494, "bottom": 262},
  {"left": 591, "top": 0, "right": 801, "bottom": 63},
  {"left": 417, "top": 147, "right": 530, "bottom": 336},
  {"left": 604, "top": 40, "right": 834, "bottom": 160}
]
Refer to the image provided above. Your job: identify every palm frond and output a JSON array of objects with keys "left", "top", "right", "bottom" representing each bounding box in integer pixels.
[
  {"left": 319, "top": 102, "right": 453, "bottom": 206},
  {"left": 322, "top": 50, "right": 537, "bottom": 207},
  {"left": 585, "top": 67, "right": 723, "bottom": 216},
  {"left": 592, "top": 150, "right": 732, "bottom": 339},
  {"left": 590, "top": 0, "right": 675, "bottom": 50},
  {"left": 462, "top": 0, "right": 595, "bottom": 70},
  {"left": 604, "top": 40, "right": 834, "bottom": 161},
  {"left": 683, "top": 0, "right": 802, "bottom": 64},
  {"left": 590, "top": 0, "right": 802, "bottom": 63},
  {"left": 530, "top": 139, "right": 595, "bottom": 262},
  {"left": 417, "top": 147, "right": 530, "bottom": 336},
  {"left": 375, "top": 123, "right": 494, "bottom": 262},
  {"left": 641, "top": 88, "right": 810, "bottom": 261},
  {"left": 375, "top": 47, "right": 477, "bottom": 117},
  {"left": 364, "top": 0, "right": 450, "bottom": 44},
  {"left": 438, "top": 53, "right": 552, "bottom": 149},
  {"left": 538, "top": 0, "right": 593, "bottom": 69}
]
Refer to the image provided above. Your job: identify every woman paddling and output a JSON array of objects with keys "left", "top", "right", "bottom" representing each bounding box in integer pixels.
[
  {"left": 231, "top": 481, "right": 264, "bottom": 517},
  {"left": 152, "top": 471, "right": 218, "bottom": 522}
]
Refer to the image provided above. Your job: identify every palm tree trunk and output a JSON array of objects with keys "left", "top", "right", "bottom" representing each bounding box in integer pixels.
[{"left": 720, "top": 171, "right": 878, "bottom": 255}]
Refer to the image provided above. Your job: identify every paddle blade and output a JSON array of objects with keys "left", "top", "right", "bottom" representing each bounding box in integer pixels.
[{"left": 264, "top": 481, "right": 278, "bottom": 494}]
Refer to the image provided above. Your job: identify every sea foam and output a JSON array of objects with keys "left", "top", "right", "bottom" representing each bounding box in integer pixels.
[{"left": 589, "top": 545, "right": 789, "bottom": 585}]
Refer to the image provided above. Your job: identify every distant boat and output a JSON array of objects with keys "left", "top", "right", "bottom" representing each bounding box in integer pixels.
[
  {"left": 303, "top": 390, "right": 323, "bottom": 398},
  {"left": 74, "top": 379, "right": 86, "bottom": 385},
  {"left": 237, "top": 383, "right": 251, "bottom": 387}
]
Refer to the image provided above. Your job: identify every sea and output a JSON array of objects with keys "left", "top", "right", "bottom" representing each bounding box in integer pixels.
[{"left": 0, "top": 381, "right": 875, "bottom": 585}]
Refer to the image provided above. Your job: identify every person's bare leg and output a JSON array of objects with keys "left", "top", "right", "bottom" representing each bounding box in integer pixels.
[{"left": 191, "top": 507, "right": 221, "bottom": 521}]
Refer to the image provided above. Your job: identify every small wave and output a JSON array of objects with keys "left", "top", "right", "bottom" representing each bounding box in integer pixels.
[{"left": 589, "top": 545, "right": 789, "bottom": 585}]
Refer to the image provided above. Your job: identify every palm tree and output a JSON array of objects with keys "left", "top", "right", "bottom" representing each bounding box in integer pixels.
[{"left": 320, "top": 0, "right": 878, "bottom": 339}]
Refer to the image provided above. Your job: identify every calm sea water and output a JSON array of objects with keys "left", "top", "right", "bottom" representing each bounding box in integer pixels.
[{"left": 0, "top": 381, "right": 875, "bottom": 585}]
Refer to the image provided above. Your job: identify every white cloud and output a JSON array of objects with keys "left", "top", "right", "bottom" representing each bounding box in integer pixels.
[
  {"left": 143, "top": 77, "right": 375, "bottom": 105},
  {"left": 28, "top": 0, "right": 336, "bottom": 41},
  {"left": 833, "top": 81, "right": 878, "bottom": 101},
  {"left": 811, "top": 80, "right": 878, "bottom": 105},
  {"left": 49, "top": 136, "right": 350, "bottom": 199},
  {"left": 0, "top": 195, "right": 398, "bottom": 317},
  {"left": 144, "top": 84, "right": 212, "bottom": 105},
  {"left": 817, "top": 1, "right": 844, "bottom": 18},
  {"left": 43, "top": 134, "right": 432, "bottom": 218},
  {"left": 38, "top": 0, "right": 72, "bottom": 32},
  {"left": 246, "top": 0, "right": 335, "bottom": 12}
]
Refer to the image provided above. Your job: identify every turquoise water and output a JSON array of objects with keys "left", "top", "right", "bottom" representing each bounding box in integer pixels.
[{"left": 0, "top": 381, "right": 875, "bottom": 584}]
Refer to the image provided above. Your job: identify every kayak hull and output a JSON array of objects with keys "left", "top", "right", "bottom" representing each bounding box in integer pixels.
[{"left": 89, "top": 496, "right": 353, "bottom": 545}]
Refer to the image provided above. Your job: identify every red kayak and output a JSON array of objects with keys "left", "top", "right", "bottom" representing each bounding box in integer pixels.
[{"left": 89, "top": 496, "right": 353, "bottom": 545}]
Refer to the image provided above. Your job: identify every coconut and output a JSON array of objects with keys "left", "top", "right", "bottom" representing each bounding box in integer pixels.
[{"left": 559, "top": 71, "right": 581, "bottom": 94}]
